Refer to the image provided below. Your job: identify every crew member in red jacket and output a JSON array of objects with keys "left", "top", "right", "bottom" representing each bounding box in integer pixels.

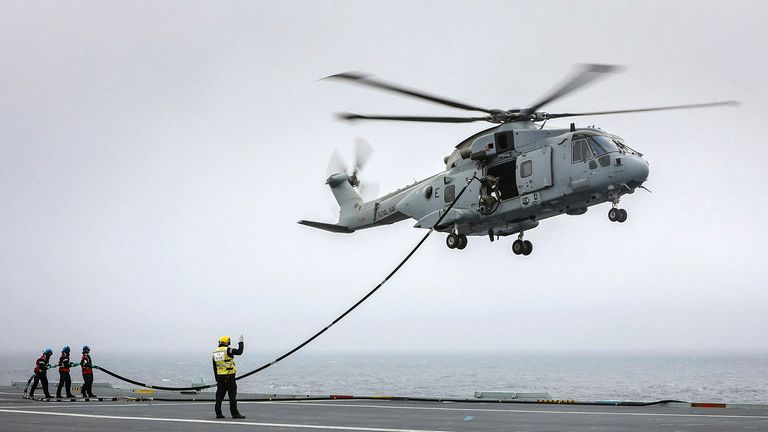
[
  {"left": 56, "top": 346, "right": 76, "bottom": 398},
  {"left": 29, "top": 348, "right": 53, "bottom": 399},
  {"left": 80, "top": 346, "right": 96, "bottom": 398}
]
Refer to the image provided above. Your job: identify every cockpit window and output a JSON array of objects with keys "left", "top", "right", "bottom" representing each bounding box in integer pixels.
[
  {"left": 590, "top": 135, "right": 619, "bottom": 153},
  {"left": 572, "top": 138, "right": 595, "bottom": 163},
  {"left": 571, "top": 139, "right": 587, "bottom": 162},
  {"left": 614, "top": 138, "right": 643, "bottom": 156},
  {"left": 574, "top": 132, "right": 642, "bottom": 158},
  {"left": 588, "top": 137, "right": 606, "bottom": 156}
]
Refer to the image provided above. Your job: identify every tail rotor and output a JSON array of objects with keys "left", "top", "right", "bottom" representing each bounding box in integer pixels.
[{"left": 327, "top": 137, "right": 379, "bottom": 201}]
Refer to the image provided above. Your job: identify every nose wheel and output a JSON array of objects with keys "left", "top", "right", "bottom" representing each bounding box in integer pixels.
[
  {"left": 608, "top": 207, "right": 628, "bottom": 223},
  {"left": 446, "top": 233, "right": 468, "bottom": 250},
  {"left": 511, "top": 233, "right": 533, "bottom": 256}
]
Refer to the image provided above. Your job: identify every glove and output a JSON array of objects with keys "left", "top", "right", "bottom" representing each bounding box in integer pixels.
[{"left": 238, "top": 334, "right": 243, "bottom": 344}]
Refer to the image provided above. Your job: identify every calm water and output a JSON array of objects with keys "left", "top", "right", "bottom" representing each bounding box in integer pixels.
[{"left": 3, "top": 351, "right": 767, "bottom": 403}]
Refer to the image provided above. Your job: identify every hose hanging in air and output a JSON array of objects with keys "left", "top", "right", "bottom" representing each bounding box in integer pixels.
[{"left": 86, "top": 175, "right": 478, "bottom": 392}]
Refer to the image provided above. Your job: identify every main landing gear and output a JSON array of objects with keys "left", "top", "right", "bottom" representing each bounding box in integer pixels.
[
  {"left": 446, "top": 233, "right": 468, "bottom": 250},
  {"left": 511, "top": 232, "right": 533, "bottom": 256},
  {"left": 608, "top": 206, "right": 628, "bottom": 223}
]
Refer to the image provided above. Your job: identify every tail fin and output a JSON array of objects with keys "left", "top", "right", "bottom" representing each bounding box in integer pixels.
[
  {"left": 296, "top": 173, "right": 362, "bottom": 234},
  {"left": 326, "top": 173, "right": 363, "bottom": 226}
]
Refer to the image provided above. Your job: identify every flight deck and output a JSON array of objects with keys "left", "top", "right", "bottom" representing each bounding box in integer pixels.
[{"left": 1, "top": 385, "right": 767, "bottom": 431}]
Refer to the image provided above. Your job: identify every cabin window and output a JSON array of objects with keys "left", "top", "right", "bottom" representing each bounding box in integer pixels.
[
  {"left": 598, "top": 154, "right": 611, "bottom": 167},
  {"left": 444, "top": 185, "right": 455, "bottom": 203},
  {"left": 521, "top": 160, "right": 533, "bottom": 178}
]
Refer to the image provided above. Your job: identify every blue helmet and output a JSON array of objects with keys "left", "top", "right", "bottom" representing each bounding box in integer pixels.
[
  {"left": 82, "top": 345, "right": 90, "bottom": 353},
  {"left": 62, "top": 346, "right": 70, "bottom": 353},
  {"left": 43, "top": 348, "right": 53, "bottom": 356}
]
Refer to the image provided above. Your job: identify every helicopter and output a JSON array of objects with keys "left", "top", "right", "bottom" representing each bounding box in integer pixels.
[{"left": 298, "top": 65, "right": 737, "bottom": 255}]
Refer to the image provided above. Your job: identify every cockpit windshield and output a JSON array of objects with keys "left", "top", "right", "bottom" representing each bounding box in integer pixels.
[
  {"left": 573, "top": 132, "right": 642, "bottom": 157},
  {"left": 589, "top": 135, "right": 619, "bottom": 153},
  {"left": 613, "top": 137, "right": 642, "bottom": 156}
]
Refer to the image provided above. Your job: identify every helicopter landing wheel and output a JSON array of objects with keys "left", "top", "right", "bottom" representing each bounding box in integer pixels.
[
  {"left": 456, "top": 234, "right": 468, "bottom": 250},
  {"left": 608, "top": 207, "right": 628, "bottom": 223},
  {"left": 446, "top": 233, "right": 459, "bottom": 249},
  {"left": 522, "top": 240, "right": 533, "bottom": 256},
  {"left": 512, "top": 239, "right": 525, "bottom": 255},
  {"left": 617, "top": 208, "right": 628, "bottom": 223}
]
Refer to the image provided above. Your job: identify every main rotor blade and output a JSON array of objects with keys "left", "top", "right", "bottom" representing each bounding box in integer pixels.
[
  {"left": 545, "top": 101, "right": 740, "bottom": 119},
  {"left": 338, "top": 112, "right": 490, "bottom": 123},
  {"left": 525, "top": 64, "right": 623, "bottom": 114},
  {"left": 325, "top": 72, "right": 494, "bottom": 114}
]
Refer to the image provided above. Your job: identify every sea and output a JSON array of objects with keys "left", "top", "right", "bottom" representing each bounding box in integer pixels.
[{"left": 3, "top": 351, "right": 767, "bottom": 404}]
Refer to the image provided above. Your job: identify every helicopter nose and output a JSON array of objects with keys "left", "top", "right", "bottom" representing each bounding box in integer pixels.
[
  {"left": 624, "top": 156, "right": 649, "bottom": 185},
  {"left": 623, "top": 156, "right": 648, "bottom": 191}
]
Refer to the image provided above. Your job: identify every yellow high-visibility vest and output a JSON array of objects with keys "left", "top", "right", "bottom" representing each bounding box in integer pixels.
[{"left": 212, "top": 346, "right": 236, "bottom": 375}]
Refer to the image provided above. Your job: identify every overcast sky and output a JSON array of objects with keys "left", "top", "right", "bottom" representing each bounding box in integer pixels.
[{"left": 1, "top": 0, "right": 766, "bottom": 357}]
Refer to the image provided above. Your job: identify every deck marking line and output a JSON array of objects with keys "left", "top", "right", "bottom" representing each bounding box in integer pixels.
[
  {"left": 0, "top": 403, "right": 151, "bottom": 409},
  {"left": 265, "top": 401, "right": 768, "bottom": 420},
  {"left": 0, "top": 408, "right": 453, "bottom": 432},
  {"left": 0, "top": 401, "right": 236, "bottom": 410}
]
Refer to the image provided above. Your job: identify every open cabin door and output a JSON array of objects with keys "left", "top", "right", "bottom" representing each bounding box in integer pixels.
[
  {"left": 516, "top": 145, "right": 553, "bottom": 194},
  {"left": 486, "top": 160, "right": 518, "bottom": 201}
]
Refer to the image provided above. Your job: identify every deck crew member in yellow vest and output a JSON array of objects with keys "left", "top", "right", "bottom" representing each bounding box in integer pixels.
[{"left": 212, "top": 334, "right": 245, "bottom": 419}]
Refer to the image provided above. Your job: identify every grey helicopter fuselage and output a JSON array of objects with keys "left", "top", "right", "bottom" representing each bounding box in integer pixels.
[
  {"left": 306, "top": 120, "right": 649, "bottom": 243},
  {"left": 298, "top": 66, "right": 734, "bottom": 251}
]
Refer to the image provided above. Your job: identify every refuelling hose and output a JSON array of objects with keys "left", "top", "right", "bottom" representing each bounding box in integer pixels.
[
  {"left": 32, "top": 175, "right": 478, "bottom": 394},
  {"left": 22, "top": 376, "right": 686, "bottom": 407},
  {"left": 142, "top": 395, "right": 688, "bottom": 407}
]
